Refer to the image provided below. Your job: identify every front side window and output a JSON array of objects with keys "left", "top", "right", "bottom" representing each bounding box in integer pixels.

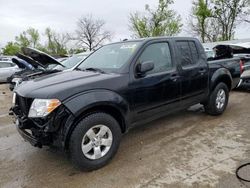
[
  {"left": 138, "top": 42, "right": 172, "bottom": 74},
  {"left": 77, "top": 42, "right": 140, "bottom": 72}
]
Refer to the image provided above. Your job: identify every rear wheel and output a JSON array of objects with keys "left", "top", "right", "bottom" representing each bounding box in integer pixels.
[
  {"left": 204, "top": 82, "right": 229, "bottom": 116},
  {"left": 69, "top": 112, "right": 121, "bottom": 171}
]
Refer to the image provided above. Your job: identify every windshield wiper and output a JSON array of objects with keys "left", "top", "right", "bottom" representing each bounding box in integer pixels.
[
  {"left": 84, "top": 67, "right": 106, "bottom": 74},
  {"left": 74, "top": 67, "right": 82, "bottom": 71}
]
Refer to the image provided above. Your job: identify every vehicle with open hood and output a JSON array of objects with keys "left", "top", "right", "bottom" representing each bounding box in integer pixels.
[
  {"left": 0, "top": 57, "right": 35, "bottom": 83},
  {"left": 207, "top": 44, "right": 247, "bottom": 88},
  {"left": 213, "top": 43, "right": 250, "bottom": 89},
  {"left": 8, "top": 48, "right": 90, "bottom": 90},
  {"left": 8, "top": 47, "right": 64, "bottom": 89},
  {"left": 10, "top": 37, "right": 240, "bottom": 171}
]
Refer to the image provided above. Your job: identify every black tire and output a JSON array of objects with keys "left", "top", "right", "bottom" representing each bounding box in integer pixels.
[
  {"left": 69, "top": 112, "right": 122, "bottom": 171},
  {"left": 204, "top": 82, "right": 229, "bottom": 116}
]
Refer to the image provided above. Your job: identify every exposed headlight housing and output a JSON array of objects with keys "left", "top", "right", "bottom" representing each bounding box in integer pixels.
[
  {"left": 28, "top": 99, "right": 61, "bottom": 118},
  {"left": 12, "top": 78, "right": 22, "bottom": 88}
]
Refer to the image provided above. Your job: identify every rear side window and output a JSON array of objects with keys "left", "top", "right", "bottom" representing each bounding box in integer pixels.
[
  {"left": 189, "top": 41, "right": 199, "bottom": 63},
  {"left": 177, "top": 41, "right": 199, "bottom": 67},
  {"left": 0, "top": 62, "right": 14, "bottom": 68}
]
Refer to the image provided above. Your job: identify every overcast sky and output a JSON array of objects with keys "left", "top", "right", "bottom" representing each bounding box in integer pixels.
[{"left": 0, "top": 0, "right": 249, "bottom": 47}]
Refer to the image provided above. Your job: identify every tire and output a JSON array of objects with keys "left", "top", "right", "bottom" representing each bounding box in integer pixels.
[
  {"left": 204, "top": 82, "right": 229, "bottom": 116},
  {"left": 69, "top": 112, "right": 122, "bottom": 171}
]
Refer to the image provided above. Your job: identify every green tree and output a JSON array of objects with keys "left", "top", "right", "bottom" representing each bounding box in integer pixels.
[
  {"left": 68, "top": 48, "right": 86, "bottom": 55},
  {"left": 129, "top": 0, "right": 182, "bottom": 38},
  {"left": 44, "top": 27, "right": 68, "bottom": 55},
  {"left": 190, "top": 0, "right": 250, "bottom": 42},
  {"left": 15, "top": 31, "right": 30, "bottom": 47},
  {"left": 26, "top": 28, "right": 40, "bottom": 48},
  {"left": 2, "top": 42, "right": 20, "bottom": 55},
  {"left": 15, "top": 27, "right": 40, "bottom": 48},
  {"left": 190, "top": 0, "right": 212, "bottom": 42}
]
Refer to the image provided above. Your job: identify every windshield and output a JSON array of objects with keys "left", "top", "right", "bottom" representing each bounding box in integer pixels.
[{"left": 77, "top": 42, "right": 140, "bottom": 72}]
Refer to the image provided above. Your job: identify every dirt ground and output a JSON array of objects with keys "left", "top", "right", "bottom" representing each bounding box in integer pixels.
[{"left": 1, "top": 84, "right": 250, "bottom": 188}]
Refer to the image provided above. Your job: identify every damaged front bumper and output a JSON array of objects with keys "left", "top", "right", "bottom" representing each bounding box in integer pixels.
[
  {"left": 10, "top": 104, "right": 70, "bottom": 148},
  {"left": 16, "top": 123, "right": 45, "bottom": 148}
]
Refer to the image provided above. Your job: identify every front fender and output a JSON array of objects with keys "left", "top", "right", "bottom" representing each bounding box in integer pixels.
[
  {"left": 60, "top": 89, "right": 130, "bottom": 149},
  {"left": 210, "top": 68, "right": 233, "bottom": 90},
  {"left": 63, "top": 89, "right": 129, "bottom": 117}
]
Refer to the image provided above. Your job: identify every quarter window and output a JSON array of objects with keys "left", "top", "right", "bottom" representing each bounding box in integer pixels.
[{"left": 138, "top": 42, "right": 172, "bottom": 74}]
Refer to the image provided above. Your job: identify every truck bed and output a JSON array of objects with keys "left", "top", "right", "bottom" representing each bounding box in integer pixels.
[{"left": 208, "top": 57, "right": 241, "bottom": 89}]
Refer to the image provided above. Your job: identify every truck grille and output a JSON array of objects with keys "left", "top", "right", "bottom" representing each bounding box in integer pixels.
[{"left": 16, "top": 94, "right": 33, "bottom": 115}]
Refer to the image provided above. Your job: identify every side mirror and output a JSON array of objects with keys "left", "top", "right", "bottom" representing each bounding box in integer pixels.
[{"left": 136, "top": 61, "right": 154, "bottom": 77}]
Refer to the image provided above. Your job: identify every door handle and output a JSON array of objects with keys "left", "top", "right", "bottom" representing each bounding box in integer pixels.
[
  {"left": 170, "top": 74, "right": 179, "bottom": 82},
  {"left": 198, "top": 68, "right": 207, "bottom": 73}
]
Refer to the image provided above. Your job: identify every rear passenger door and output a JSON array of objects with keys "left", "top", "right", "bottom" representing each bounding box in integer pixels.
[{"left": 176, "top": 40, "right": 209, "bottom": 105}]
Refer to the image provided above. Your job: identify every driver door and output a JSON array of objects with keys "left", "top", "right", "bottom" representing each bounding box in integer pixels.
[{"left": 129, "top": 41, "right": 181, "bottom": 123}]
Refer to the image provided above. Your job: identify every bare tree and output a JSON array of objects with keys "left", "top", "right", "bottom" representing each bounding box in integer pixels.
[{"left": 74, "top": 15, "right": 112, "bottom": 51}]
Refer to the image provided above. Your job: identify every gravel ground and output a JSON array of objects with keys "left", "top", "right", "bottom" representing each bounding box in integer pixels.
[{"left": 0, "top": 84, "right": 250, "bottom": 188}]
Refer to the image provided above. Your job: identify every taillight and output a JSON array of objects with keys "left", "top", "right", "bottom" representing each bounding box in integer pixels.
[{"left": 240, "top": 60, "right": 245, "bottom": 74}]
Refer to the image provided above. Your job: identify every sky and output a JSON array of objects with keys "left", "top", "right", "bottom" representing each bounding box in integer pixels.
[{"left": 0, "top": 0, "right": 249, "bottom": 48}]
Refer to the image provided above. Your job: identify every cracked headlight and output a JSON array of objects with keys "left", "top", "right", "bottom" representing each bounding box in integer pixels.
[{"left": 28, "top": 99, "right": 61, "bottom": 118}]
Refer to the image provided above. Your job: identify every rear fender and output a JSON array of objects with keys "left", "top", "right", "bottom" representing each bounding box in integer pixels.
[{"left": 210, "top": 68, "right": 232, "bottom": 91}]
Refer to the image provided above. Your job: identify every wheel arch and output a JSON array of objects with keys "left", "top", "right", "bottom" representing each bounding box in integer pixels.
[
  {"left": 62, "top": 90, "right": 129, "bottom": 149},
  {"left": 210, "top": 68, "right": 232, "bottom": 91}
]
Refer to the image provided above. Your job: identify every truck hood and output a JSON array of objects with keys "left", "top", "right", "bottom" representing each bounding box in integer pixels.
[
  {"left": 16, "top": 53, "right": 44, "bottom": 69},
  {"left": 15, "top": 70, "right": 123, "bottom": 101},
  {"left": 19, "top": 47, "right": 64, "bottom": 69}
]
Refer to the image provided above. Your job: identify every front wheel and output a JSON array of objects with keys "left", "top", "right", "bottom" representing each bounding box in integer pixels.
[
  {"left": 69, "top": 112, "right": 122, "bottom": 171},
  {"left": 204, "top": 82, "right": 229, "bottom": 116}
]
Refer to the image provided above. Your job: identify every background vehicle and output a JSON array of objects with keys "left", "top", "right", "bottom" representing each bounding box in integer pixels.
[
  {"left": 8, "top": 50, "right": 90, "bottom": 90},
  {"left": 7, "top": 47, "right": 64, "bottom": 90},
  {"left": 11, "top": 37, "right": 239, "bottom": 171},
  {"left": 239, "top": 70, "right": 250, "bottom": 90},
  {"left": 215, "top": 43, "right": 250, "bottom": 89},
  {"left": 0, "top": 56, "right": 14, "bottom": 61},
  {"left": 54, "top": 52, "right": 91, "bottom": 70},
  {"left": 207, "top": 44, "right": 245, "bottom": 88},
  {"left": 0, "top": 61, "right": 21, "bottom": 83},
  {"left": 238, "top": 57, "right": 250, "bottom": 90},
  {"left": 205, "top": 49, "right": 215, "bottom": 59}
]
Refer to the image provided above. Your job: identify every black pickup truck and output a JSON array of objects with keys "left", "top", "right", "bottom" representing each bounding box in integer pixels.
[{"left": 10, "top": 37, "right": 240, "bottom": 171}]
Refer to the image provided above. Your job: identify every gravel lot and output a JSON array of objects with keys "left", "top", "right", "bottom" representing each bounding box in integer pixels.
[{"left": 0, "top": 84, "right": 250, "bottom": 188}]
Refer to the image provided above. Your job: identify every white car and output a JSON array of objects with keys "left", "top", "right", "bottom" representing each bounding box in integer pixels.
[
  {"left": 54, "top": 52, "right": 91, "bottom": 70},
  {"left": 0, "top": 61, "right": 21, "bottom": 83}
]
